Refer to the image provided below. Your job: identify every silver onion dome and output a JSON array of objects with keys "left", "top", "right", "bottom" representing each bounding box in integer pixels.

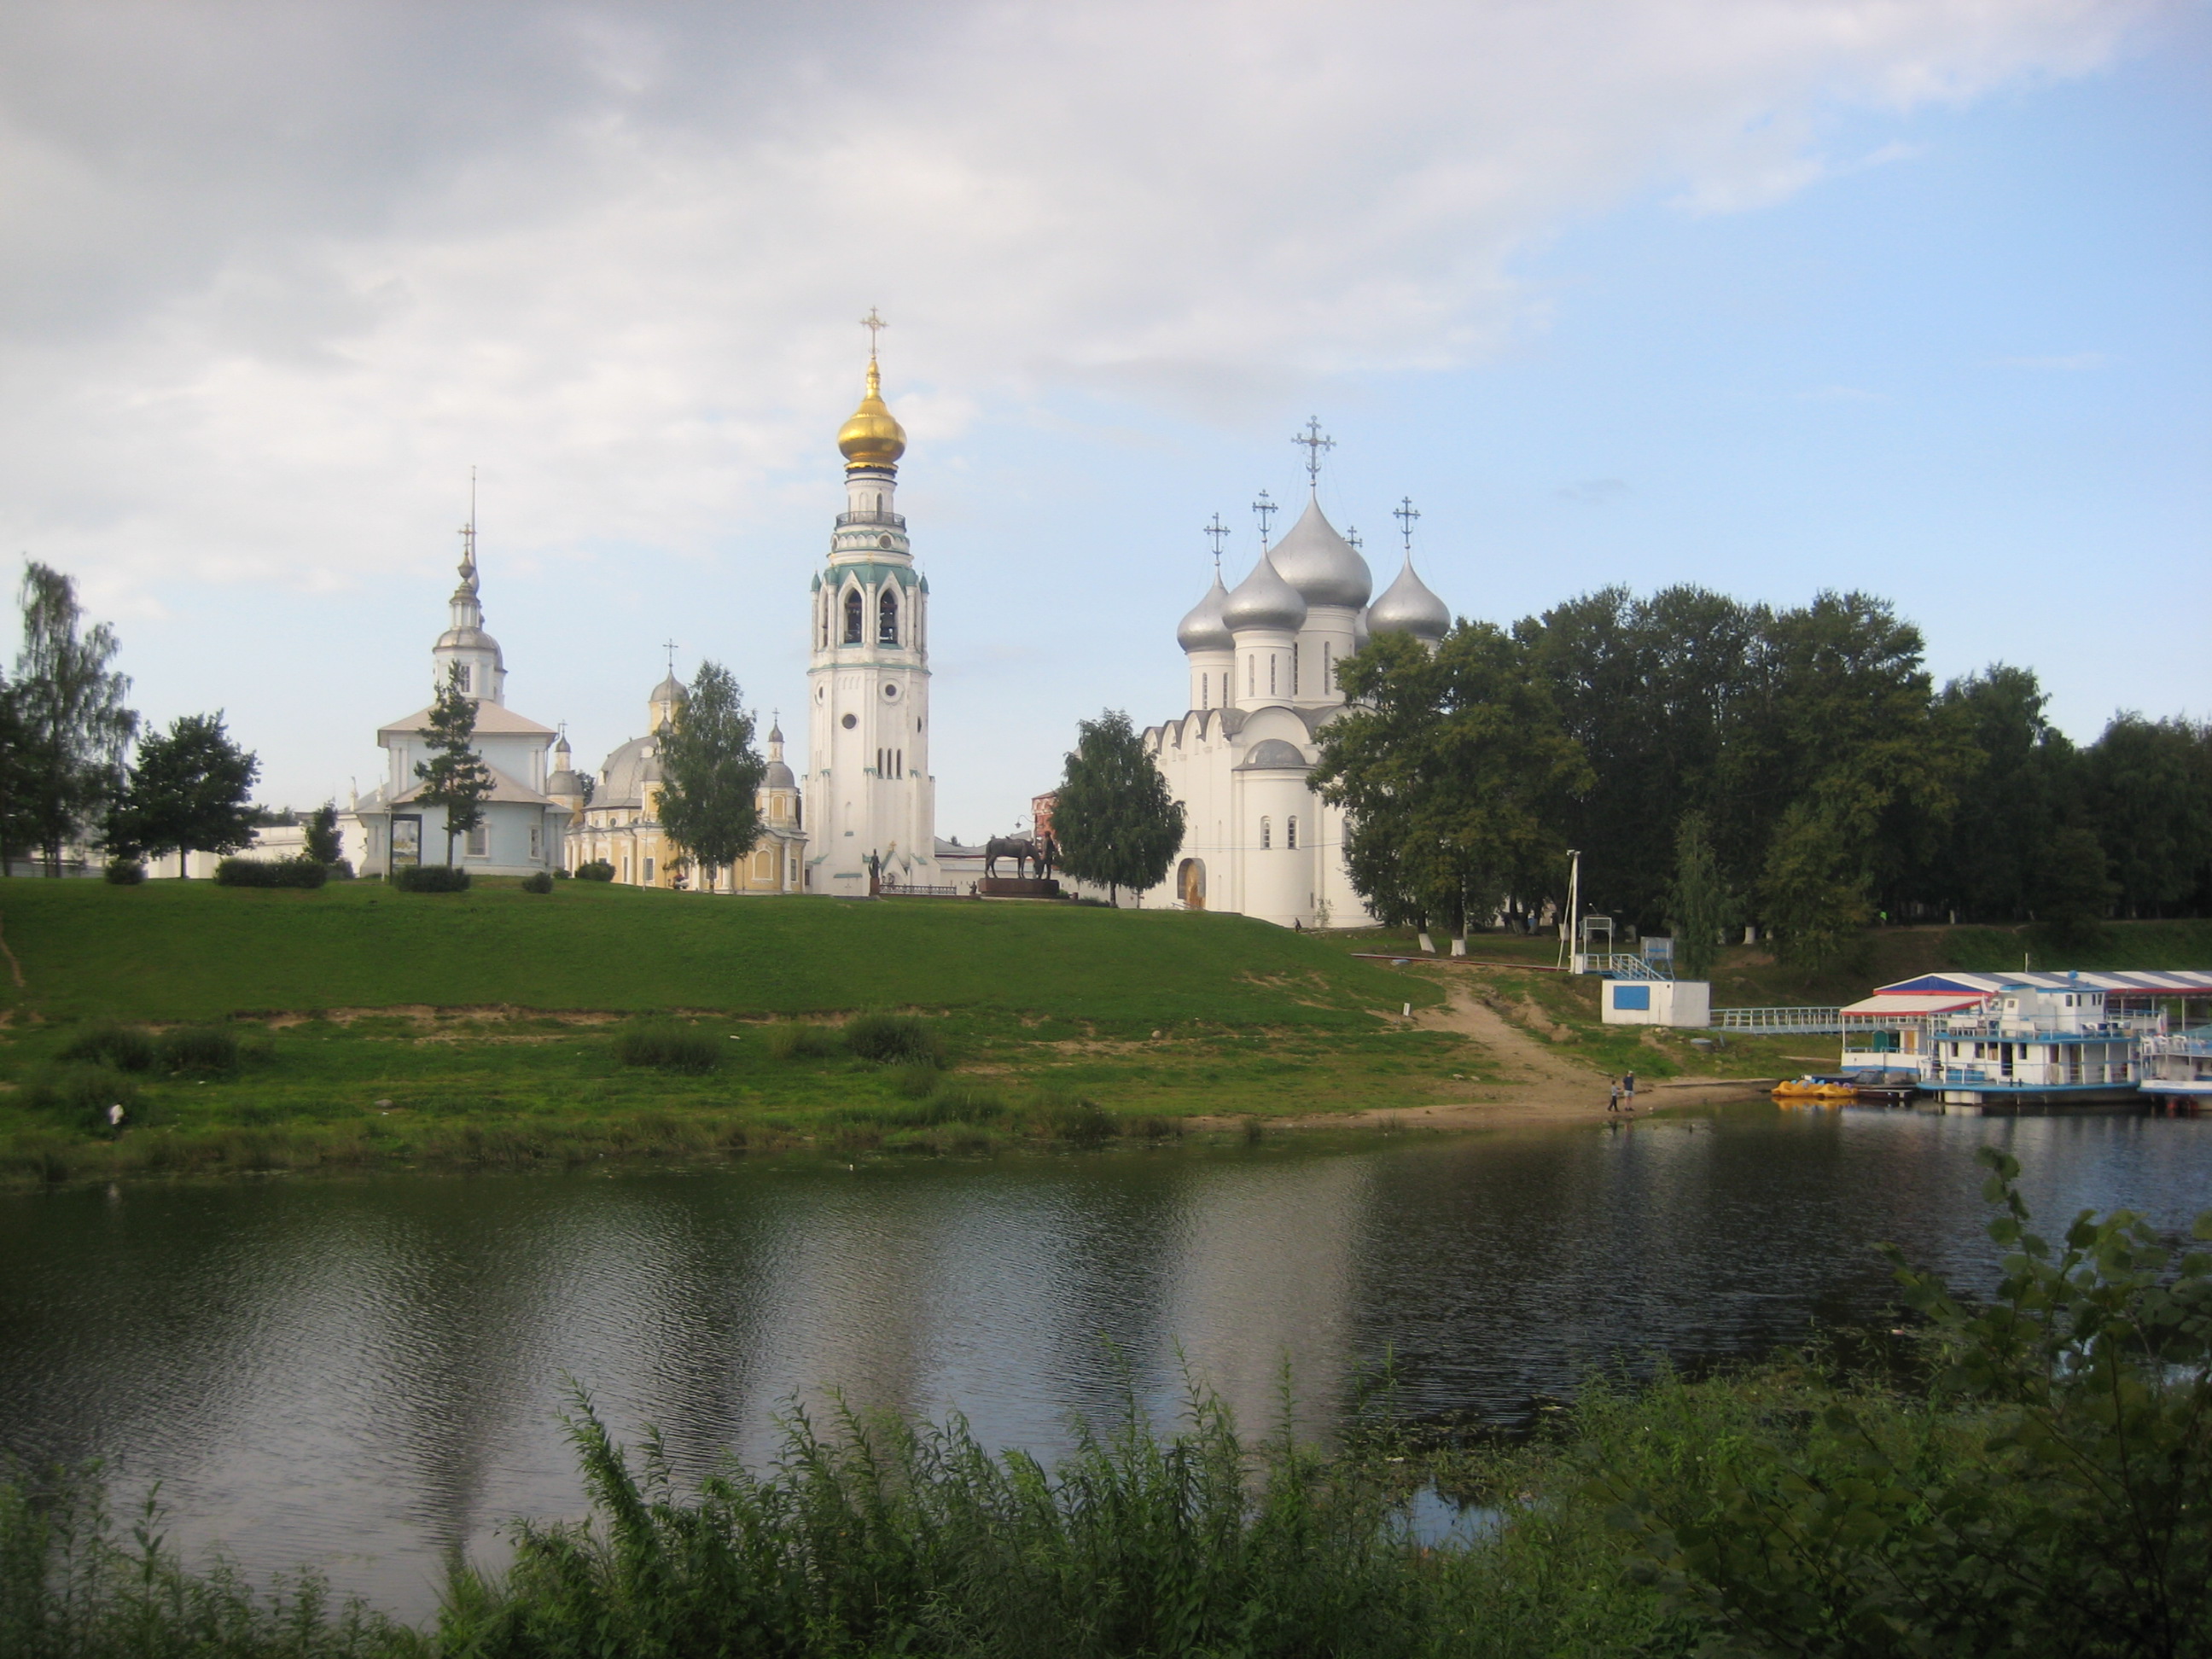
[
  {"left": 650, "top": 672, "right": 686, "bottom": 706},
  {"left": 1221, "top": 550, "right": 1307, "bottom": 634},
  {"left": 1267, "top": 495, "right": 1371, "bottom": 609},
  {"left": 1366, "top": 556, "right": 1450, "bottom": 642},
  {"left": 763, "top": 760, "right": 796, "bottom": 789},
  {"left": 1176, "top": 573, "right": 1233, "bottom": 654}
]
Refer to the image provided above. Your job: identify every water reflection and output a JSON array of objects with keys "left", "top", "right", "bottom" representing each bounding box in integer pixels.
[{"left": 1, "top": 1109, "right": 2205, "bottom": 1620}]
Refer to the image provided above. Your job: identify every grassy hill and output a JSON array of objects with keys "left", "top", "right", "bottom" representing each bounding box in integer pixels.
[
  {"left": 0, "top": 882, "right": 1472, "bottom": 1185},
  {"left": 0, "top": 878, "right": 1433, "bottom": 1027}
]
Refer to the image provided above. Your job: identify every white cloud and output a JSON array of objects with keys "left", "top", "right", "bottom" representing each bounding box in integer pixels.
[{"left": 0, "top": 0, "right": 2162, "bottom": 600}]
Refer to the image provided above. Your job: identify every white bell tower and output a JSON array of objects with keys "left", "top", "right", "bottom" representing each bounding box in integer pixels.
[{"left": 803, "top": 317, "right": 935, "bottom": 894}]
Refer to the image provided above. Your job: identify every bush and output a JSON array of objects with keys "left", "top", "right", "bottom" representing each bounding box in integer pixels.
[
  {"left": 326, "top": 859, "right": 356, "bottom": 880},
  {"left": 575, "top": 859, "right": 615, "bottom": 882},
  {"left": 614, "top": 1021, "right": 721, "bottom": 1074},
  {"left": 25, "top": 1064, "right": 143, "bottom": 1132},
  {"left": 521, "top": 870, "right": 554, "bottom": 894},
  {"left": 58, "top": 1023, "right": 156, "bottom": 1072},
  {"left": 102, "top": 857, "right": 145, "bottom": 885},
  {"left": 842, "top": 1011, "right": 946, "bottom": 1067},
  {"left": 159, "top": 1026, "right": 240, "bottom": 1074},
  {"left": 765, "top": 1022, "right": 843, "bottom": 1061},
  {"left": 554, "top": 867, "right": 573, "bottom": 880},
  {"left": 214, "top": 856, "right": 328, "bottom": 889},
  {"left": 394, "top": 864, "right": 470, "bottom": 893},
  {"left": 1036, "top": 1092, "right": 1120, "bottom": 1144}
]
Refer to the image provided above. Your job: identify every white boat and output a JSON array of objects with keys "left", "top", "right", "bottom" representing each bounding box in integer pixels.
[{"left": 2139, "top": 1027, "right": 2212, "bottom": 1105}]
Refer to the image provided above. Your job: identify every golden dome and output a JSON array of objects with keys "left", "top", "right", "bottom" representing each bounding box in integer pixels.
[{"left": 836, "top": 358, "right": 906, "bottom": 469}]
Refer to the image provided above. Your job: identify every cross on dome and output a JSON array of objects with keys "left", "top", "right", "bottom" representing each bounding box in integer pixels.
[
  {"left": 1394, "top": 496, "right": 1421, "bottom": 550},
  {"left": 1204, "top": 513, "right": 1231, "bottom": 573},
  {"left": 1292, "top": 417, "right": 1335, "bottom": 486},
  {"left": 1251, "top": 489, "right": 1277, "bottom": 549},
  {"left": 860, "top": 307, "right": 887, "bottom": 355}
]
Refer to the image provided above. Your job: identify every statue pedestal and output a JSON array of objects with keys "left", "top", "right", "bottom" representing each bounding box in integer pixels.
[{"left": 978, "top": 876, "right": 1062, "bottom": 899}]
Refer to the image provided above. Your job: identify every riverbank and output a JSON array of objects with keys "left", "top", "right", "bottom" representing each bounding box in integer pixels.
[{"left": 8, "top": 1153, "right": 2201, "bottom": 1658}]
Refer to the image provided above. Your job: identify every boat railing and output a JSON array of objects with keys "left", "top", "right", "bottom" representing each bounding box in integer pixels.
[
  {"left": 2140, "top": 1027, "right": 2212, "bottom": 1058},
  {"left": 1936, "top": 1016, "right": 2160, "bottom": 1041}
]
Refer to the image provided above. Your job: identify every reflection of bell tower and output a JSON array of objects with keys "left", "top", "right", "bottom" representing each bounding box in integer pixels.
[{"left": 803, "top": 313, "right": 935, "bottom": 893}]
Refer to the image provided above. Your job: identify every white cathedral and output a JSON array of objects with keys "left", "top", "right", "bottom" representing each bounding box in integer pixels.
[
  {"left": 1131, "top": 470, "right": 1452, "bottom": 929},
  {"left": 341, "top": 340, "right": 1447, "bottom": 931}
]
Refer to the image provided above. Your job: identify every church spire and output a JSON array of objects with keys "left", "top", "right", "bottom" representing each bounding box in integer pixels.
[{"left": 836, "top": 310, "right": 907, "bottom": 471}]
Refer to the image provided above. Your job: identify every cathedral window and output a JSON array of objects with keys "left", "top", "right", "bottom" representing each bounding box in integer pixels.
[
  {"left": 465, "top": 824, "right": 488, "bottom": 858},
  {"left": 1246, "top": 656, "right": 1254, "bottom": 696},
  {"left": 1291, "top": 643, "right": 1299, "bottom": 695},
  {"left": 1286, "top": 816, "right": 1298, "bottom": 849},
  {"left": 1260, "top": 816, "right": 1272, "bottom": 849},
  {"left": 878, "top": 588, "right": 899, "bottom": 645},
  {"left": 644, "top": 857, "right": 655, "bottom": 883},
  {"left": 529, "top": 824, "right": 542, "bottom": 860},
  {"left": 1269, "top": 655, "right": 1277, "bottom": 696},
  {"left": 843, "top": 587, "right": 864, "bottom": 643},
  {"left": 1324, "top": 643, "right": 1334, "bottom": 690}
]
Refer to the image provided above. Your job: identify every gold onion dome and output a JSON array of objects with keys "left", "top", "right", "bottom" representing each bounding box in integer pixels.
[{"left": 836, "top": 358, "right": 906, "bottom": 469}]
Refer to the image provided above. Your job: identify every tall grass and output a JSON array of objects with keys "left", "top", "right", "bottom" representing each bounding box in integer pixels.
[
  {"left": 56, "top": 1025, "right": 156, "bottom": 1072},
  {"left": 841, "top": 1011, "right": 946, "bottom": 1067},
  {"left": 613, "top": 1022, "right": 722, "bottom": 1074}
]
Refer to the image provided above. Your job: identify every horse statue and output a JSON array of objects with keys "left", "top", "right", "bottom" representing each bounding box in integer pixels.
[{"left": 984, "top": 835, "right": 1039, "bottom": 879}]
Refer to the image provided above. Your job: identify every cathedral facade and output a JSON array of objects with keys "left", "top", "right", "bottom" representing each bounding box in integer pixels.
[{"left": 1135, "top": 488, "right": 1451, "bottom": 928}]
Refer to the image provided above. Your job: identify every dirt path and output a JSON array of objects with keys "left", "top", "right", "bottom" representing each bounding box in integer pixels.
[{"left": 1191, "top": 981, "right": 1770, "bottom": 1136}]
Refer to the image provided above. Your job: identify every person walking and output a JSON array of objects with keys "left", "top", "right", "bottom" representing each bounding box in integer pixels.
[{"left": 1608, "top": 1083, "right": 1621, "bottom": 1114}]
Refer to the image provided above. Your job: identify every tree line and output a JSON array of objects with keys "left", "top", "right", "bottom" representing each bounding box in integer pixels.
[{"left": 1313, "top": 585, "right": 2210, "bottom": 966}]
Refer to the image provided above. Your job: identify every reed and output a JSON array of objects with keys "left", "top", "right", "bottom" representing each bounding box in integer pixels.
[{"left": 612, "top": 1021, "right": 722, "bottom": 1074}]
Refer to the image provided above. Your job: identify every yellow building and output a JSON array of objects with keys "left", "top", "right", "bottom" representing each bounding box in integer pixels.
[{"left": 551, "top": 675, "right": 805, "bottom": 893}]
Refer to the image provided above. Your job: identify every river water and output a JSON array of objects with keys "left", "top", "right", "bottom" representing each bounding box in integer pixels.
[{"left": 3, "top": 1106, "right": 2207, "bottom": 1620}]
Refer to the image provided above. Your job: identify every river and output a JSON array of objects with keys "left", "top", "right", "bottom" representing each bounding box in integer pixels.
[{"left": 2, "top": 1105, "right": 2207, "bottom": 1620}]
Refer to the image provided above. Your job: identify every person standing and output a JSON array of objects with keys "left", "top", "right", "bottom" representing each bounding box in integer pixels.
[{"left": 1622, "top": 1071, "right": 1637, "bottom": 1109}]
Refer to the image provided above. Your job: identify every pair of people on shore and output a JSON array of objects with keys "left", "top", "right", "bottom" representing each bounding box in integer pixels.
[{"left": 1607, "top": 1072, "right": 1638, "bottom": 1114}]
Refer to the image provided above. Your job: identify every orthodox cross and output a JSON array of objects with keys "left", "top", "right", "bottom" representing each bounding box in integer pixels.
[
  {"left": 1292, "top": 416, "right": 1334, "bottom": 486},
  {"left": 1251, "top": 489, "right": 1277, "bottom": 549},
  {"left": 1203, "top": 513, "right": 1230, "bottom": 573},
  {"left": 1346, "top": 525, "right": 1363, "bottom": 552},
  {"left": 458, "top": 465, "right": 479, "bottom": 571},
  {"left": 860, "top": 307, "right": 887, "bottom": 355},
  {"left": 1394, "top": 495, "right": 1421, "bottom": 552},
  {"left": 662, "top": 637, "right": 679, "bottom": 673}
]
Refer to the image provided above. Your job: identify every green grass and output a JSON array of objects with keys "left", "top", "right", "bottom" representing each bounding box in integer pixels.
[
  {"left": 0, "top": 878, "right": 1435, "bottom": 1027},
  {"left": 0, "top": 882, "right": 1476, "bottom": 1184}
]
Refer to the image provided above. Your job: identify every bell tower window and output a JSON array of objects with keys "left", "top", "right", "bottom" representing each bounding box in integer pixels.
[
  {"left": 878, "top": 588, "right": 899, "bottom": 645},
  {"left": 843, "top": 586, "right": 863, "bottom": 643},
  {"left": 454, "top": 663, "right": 472, "bottom": 693}
]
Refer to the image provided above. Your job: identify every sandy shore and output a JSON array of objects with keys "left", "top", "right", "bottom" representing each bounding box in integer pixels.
[{"left": 1190, "top": 983, "right": 1772, "bottom": 1135}]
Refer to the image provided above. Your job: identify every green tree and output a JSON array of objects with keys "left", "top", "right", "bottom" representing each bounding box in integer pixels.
[
  {"left": 2081, "top": 714, "right": 2212, "bottom": 918},
  {"left": 1928, "top": 664, "right": 2074, "bottom": 921},
  {"left": 303, "top": 800, "right": 343, "bottom": 865},
  {"left": 1314, "top": 625, "right": 1590, "bottom": 946},
  {"left": 413, "top": 664, "right": 495, "bottom": 866},
  {"left": 9, "top": 562, "right": 137, "bottom": 876},
  {"left": 109, "top": 713, "right": 260, "bottom": 878},
  {"left": 1054, "top": 708, "right": 1185, "bottom": 905},
  {"left": 1760, "top": 802, "right": 1871, "bottom": 973},
  {"left": 1662, "top": 810, "right": 1735, "bottom": 980},
  {"left": 2031, "top": 824, "right": 2116, "bottom": 950},
  {"left": 655, "top": 661, "right": 765, "bottom": 883}
]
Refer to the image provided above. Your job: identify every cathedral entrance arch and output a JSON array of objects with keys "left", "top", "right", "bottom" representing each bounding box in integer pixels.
[{"left": 1178, "top": 858, "right": 1206, "bottom": 910}]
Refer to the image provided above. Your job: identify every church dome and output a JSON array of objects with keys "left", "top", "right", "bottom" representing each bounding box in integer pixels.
[
  {"left": 1367, "top": 556, "right": 1451, "bottom": 642},
  {"left": 1267, "top": 496, "right": 1371, "bottom": 609},
  {"left": 434, "top": 625, "right": 503, "bottom": 656},
  {"left": 836, "top": 358, "right": 907, "bottom": 469},
  {"left": 1237, "top": 737, "right": 1311, "bottom": 771},
  {"left": 1221, "top": 550, "right": 1307, "bottom": 634},
  {"left": 546, "top": 765, "right": 587, "bottom": 800},
  {"left": 1176, "top": 573, "right": 1232, "bottom": 654},
  {"left": 596, "top": 734, "right": 659, "bottom": 809},
  {"left": 763, "top": 759, "right": 796, "bottom": 789},
  {"left": 651, "top": 672, "right": 685, "bottom": 706}
]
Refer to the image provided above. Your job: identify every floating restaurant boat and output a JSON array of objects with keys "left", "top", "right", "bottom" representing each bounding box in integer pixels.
[
  {"left": 1837, "top": 970, "right": 2212, "bottom": 1109},
  {"left": 2139, "top": 1027, "right": 2212, "bottom": 1107}
]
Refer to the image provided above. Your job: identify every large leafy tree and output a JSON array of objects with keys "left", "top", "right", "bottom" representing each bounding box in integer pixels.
[
  {"left": 1760, "top": 802, "right": 1871, "bottom": 973},
  {"left": 1926, "top": 665, "right": 2075, "bottom": 922},
  {"left": 303, "top": 801, "right": 343, "bottom": 866},
  {"left": 110, "top": 713, "right": 260, "bottom": 878},
  {"left": 2081, "top": 714, "right": 2212, "bottom": 919},
  {"left": 414, "top": 665, "right": 496, "bottom": 866},
  {"left": 655, "top": 661, "right": 765, "bottom": 883},
  {"left": 9, "top": 562, "right": 137, "bottom": 875},
  {"left": 1313, "top": 625, "right": 1590, "bottom": 946},
  {"left": 1663, "top": 810, "right": 1737, "bottom": 980},
  {"left": 1054, "top": 709, "right": 1185, "bottom": 905}
]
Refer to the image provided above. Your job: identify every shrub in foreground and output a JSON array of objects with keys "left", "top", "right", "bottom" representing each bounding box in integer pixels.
[
  {"left": 520, "top": 870, "right": 554, "bottom": 894},
  {"left": 394, "top": 864, "right": 470, "bottom": 894},
  {"left": 58, "top": 1024, "right": 156, "bottom": 1073},
  {"left": 23, "top": 1066, "right": 143, "bottom": 1132},
  {"left": 574, "top": 859, "right": 615, "bottom": 882},
  {"left": 765, "top": 1022, "right": 842, "bottom": 1061},
  {"left": 158, "top": 1026, "right": 241, "bottom": 1074},
  {"left": 614, "top": 1022, "right": 721, "bottom": 1074},
  {"left": 101, "top": 858, "right": 145, "bottom": 885},
  {"left": 214, "top": 856, "right": 329, "bottom": 889},
  {"left": 842, "top": 1011, "right": 945, "bottom": 1067}
]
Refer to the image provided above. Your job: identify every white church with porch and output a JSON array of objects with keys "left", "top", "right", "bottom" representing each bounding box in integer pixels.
[{"left": 1132, "top": 431, "right": 1453, "bottom": 928}]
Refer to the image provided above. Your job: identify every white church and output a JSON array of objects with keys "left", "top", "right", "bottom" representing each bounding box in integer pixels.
[{"left": 1131, "top": 450, "right": 1452, "bottom": 929}]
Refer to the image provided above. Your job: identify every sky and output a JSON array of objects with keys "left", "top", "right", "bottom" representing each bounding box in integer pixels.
[{"left": 3, "top": 0, "right": 2206, "bottom": 837}]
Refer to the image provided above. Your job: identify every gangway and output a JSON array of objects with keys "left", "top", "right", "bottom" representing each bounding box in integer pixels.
[{"left": 1711, "top": 1006, "right": 1844, "bottom": 1035}]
